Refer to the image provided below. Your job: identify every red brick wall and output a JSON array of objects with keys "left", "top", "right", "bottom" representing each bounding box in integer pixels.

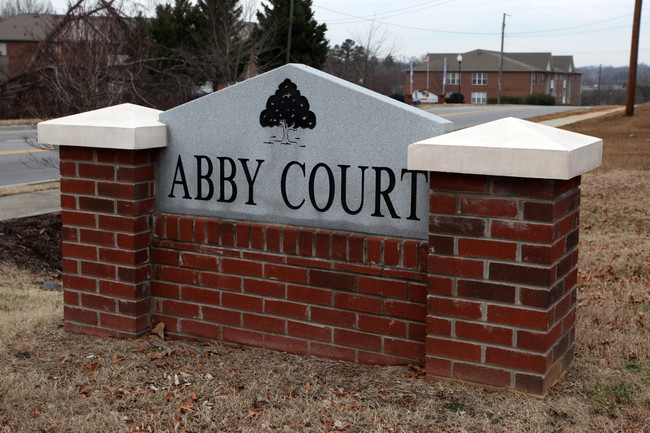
[
  {"left": 406, "top": 71, "right": 581, "bottom": 105},
  {"left": 59, "top": 144, "right": 581, "bottom": 395},
  {"left": 426, "top": 173, "right": 579, "bottom": 395},
  {"left": 150, "top": 214, "right": 428, "bottom": 365},
  {"left": 6, "top": 41, "right": 39, "bottom": 75}
]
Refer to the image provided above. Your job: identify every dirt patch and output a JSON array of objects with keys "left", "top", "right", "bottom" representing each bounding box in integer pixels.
[
  {"left": 561, "top": 103, "right": 650, "bottom": 171},
  {"left": 0, "top": 213, "right": 61, "bottom": 278}
]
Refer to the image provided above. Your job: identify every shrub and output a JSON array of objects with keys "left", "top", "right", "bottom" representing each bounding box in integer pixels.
[
  {"left": 488, "top": 95, "right": 524, "bottom": 104},
  {"left": 389, "top": 93, "right": 406, "bottom": 103},
  {"left": 526, "top": 93, "right": 556, "bottom": 105},
  {"left": 446, "top": 92, "right": 464, "bottom": 103}
]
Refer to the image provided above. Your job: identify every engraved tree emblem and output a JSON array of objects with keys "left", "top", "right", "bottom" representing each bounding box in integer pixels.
[{"left": 260, "top": 78, "right": 316, "bottom": 146}]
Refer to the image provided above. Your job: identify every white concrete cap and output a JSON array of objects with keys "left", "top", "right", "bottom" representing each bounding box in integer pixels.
[
  {"left": 37, "top": 103, "right": 167, "bottom": 149},
  {"left": 408, "top": 117, "right": 602, "bottom": 180}
]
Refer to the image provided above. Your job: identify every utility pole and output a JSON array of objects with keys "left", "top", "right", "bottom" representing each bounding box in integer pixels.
[
  {"left": 498, "top": 13, "right": 507, "bottom": 105},
  {"left": 597, "top": 64, "right": 602, "bottom": 105},
  {"left": 286, "top": 0, "right": 294, "bottom": 64},
  {"left": 626, "top": 0, "right": 643, "bottom": 116}
]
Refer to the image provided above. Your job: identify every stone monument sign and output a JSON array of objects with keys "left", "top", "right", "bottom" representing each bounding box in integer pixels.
[{"left": 158, "top": 64, "right": 452, "bottom": 239}]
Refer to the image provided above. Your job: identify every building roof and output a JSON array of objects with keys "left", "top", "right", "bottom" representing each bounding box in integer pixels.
[
  {"left": 0, "top": 13, "right": 60, "bottom": 42},
  {"left": 413, "top": 49, "right": 578, "bottom": 74},
  {"left": 552, "top": 56, "right": 575, "bottom": 73}
]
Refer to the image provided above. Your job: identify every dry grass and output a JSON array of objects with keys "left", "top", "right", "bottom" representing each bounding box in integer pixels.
[
  {"left": 0, "top": 119, "right": 41, "bottom": 127},
  {"left": 0, "top": 181, "right": 60, "bottom": 198},
  {"left": 0, "top": 106, "right": 649, "bottom": 432}
]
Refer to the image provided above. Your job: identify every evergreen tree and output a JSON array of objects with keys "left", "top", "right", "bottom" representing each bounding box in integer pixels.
[
  {"left": 142, "top": 0, "right": 258, "bottom": 104},
  {"left": 254, "top": 0, "right": 328, "bottom": 72},
  {"left": 144, "top": 0, "right": 202, "bottom": 83}
]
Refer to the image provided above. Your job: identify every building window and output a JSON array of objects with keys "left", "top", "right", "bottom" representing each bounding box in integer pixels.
[
  {"left": 472, "top": 73, "right": 487, "bottom": 85},
  {"left": 447, "top": 72, "right": 459, "bottom": 86},
  {"left": 541, "top": 74, "right": 545, "bottom": 84},
  {"left": 0, "top": 43, "right": 6, "bottom": 56},
  {"left": 532, "top": 73, "right": 537, "bottom": 85},
  {"left": 471, "top": 92, "right": 487, "bottom": 104}
]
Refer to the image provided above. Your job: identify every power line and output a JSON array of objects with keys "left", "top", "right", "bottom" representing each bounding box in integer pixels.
[
  {"left": 316, "top": 3, "right": 648, "bottom": 38},
  {"left": 316, "top": 5, "right": 499, "bottom": 35},
  {"left": 318, "top": 0, "right": 454, "bottom": 24},
  {"left": 507, "top": 10, "right": 646, "bottom": 35},
  {"left": 507, "top": 21, "right": 648, "bottom": 38},
  {"left": 317, "top": 0, "right": 455, "bottom": 25}
]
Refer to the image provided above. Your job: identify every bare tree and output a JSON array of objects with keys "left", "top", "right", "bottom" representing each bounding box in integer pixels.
[
  {"left": 326, "top": 21, "right": 404, "bottom": 96},
  {"left": 14, "top": 0, "right": 150, "bottom": 168},
  {"left": 0, "top": 0, "right": 54, "bottom": 21},
  {"left": 351, "top": 20, "right": 397, "bottom": 88},
  {"left": 16, "top": 0, "right": 150, "bottom": 118}
]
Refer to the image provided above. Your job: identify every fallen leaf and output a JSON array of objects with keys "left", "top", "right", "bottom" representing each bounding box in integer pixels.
[
  {"left": 191, "top": 392, "right": 198, "bottom": 401},
  {"left": 333, "top": 420, "right": 349, "bottom": 429},
  {"left": 306, "top": 381, "right": 311, "bottom": 390},
  {"left": 151, "top": 322, "right": 165, "bottom": 340},
  {"left": 34, "top": 408, "right": 40, "bottom": 417}
]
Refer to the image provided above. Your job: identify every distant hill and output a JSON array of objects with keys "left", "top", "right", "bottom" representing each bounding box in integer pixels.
[
  {"left": 578, "top": 64, "right": 649, "bottom": 86},
  {"left": 577, "top": 64, "right": 649, "bottom": 105}
]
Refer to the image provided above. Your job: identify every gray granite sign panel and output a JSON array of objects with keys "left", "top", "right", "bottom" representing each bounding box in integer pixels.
[{"left": 158, "top": 64, "right": 451, "bottom": 239}]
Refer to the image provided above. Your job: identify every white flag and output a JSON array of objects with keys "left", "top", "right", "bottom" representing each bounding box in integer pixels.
[{"left": 442, "top": 58, "right": 447, "bottom": 88}]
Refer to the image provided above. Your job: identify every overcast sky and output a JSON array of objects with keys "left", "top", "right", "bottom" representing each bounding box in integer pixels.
[{"left": 49, "top": 0, "right": 648, "bottom": 68}]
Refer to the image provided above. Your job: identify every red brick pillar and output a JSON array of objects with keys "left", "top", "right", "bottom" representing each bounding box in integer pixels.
[
  {"left": 426, "top": 173, "right": 580, "bottom": 395},
  {"left": 38, "top": 103, "right": 166, "bottom": 338},
  {"left": 60, "top": 147, "right": 158, "bottom": 337}
]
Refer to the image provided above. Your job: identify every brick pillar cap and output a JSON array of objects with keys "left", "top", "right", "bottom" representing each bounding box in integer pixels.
[
  {"left": 37, "top": 103, "right": 167, "bottom": 150},
  {"left": 407, "top": 117, "right": 602, "bottom": 180}
]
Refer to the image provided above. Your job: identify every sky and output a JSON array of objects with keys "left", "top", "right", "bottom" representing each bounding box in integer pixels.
[{"left": 48, "top": 0, "right": 648, "bottom": 68}]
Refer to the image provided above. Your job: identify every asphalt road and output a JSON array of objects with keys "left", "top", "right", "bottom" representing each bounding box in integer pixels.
[
  {"left": 0, "top": 104, "right": 584, "bottom": 188},
  {"left": 0, "top": 126, "right": 59, "bottom": 187},
  {"left": 421, "top": 104, "right": 581, "bottom": 130}
]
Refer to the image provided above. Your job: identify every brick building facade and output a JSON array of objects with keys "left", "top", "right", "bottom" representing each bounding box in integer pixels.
[
  {"left": 407, "top": 49, "right": 581, "bottom": 105},
  {"left": 0, "top": 14, "right": 57, "bottom": 77}
]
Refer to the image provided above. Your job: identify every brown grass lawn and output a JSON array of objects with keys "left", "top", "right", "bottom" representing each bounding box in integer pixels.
[{"left": 0, "top": 105, "right": 649, "bottom": 432}]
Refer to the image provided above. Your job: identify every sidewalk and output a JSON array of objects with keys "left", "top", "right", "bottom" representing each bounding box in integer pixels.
[
  {"left": 538, "top": 106, "right": 624, "bottom": 127},
  {"left": 0, "top": 189, "right": 60, "bottom": 221}
]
